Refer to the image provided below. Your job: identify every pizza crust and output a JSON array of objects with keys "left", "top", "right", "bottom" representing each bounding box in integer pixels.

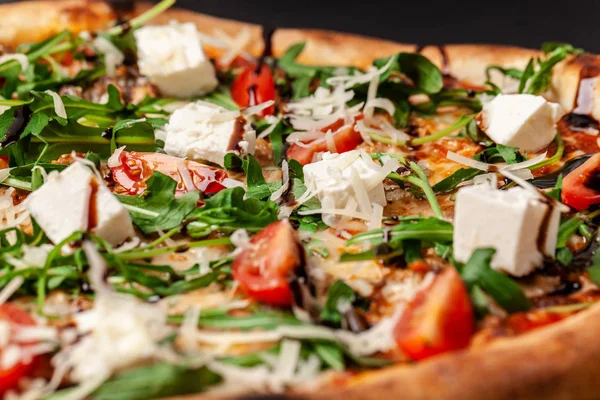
[
  {"left": 0, "top": 0, "right": 117, "bottom": 47},
  {"left": 1, "top": 3, "right": 600, "bottom": 399}
]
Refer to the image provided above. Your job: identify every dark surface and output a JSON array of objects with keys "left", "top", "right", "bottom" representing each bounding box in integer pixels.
[{"left": 1, "top": 0, "right": 599, "bottom": 52}]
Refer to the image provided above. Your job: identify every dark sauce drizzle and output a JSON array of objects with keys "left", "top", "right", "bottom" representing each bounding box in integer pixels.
[
  {"left": 564, "top": 58, "right": 600, "bottom": 129},
  {"left": 0, "top": 106, "right": 31, "bottom": 147}
]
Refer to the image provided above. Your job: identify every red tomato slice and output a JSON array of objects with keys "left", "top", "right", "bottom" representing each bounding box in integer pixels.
[
  {"left": 286, "top": 116, "right": 364, "bottom": 165},
  {"left": 111, "top": 151, "right": 228, "bottom": 196},
  {"left": 562, "top": 153, "right": 600, "bottom": 211},
  {"left": 232, "top": 220, "right": 303, "bottom": 307},
  {"left": 394, "top": 267, "right": 474, "bottom": 360},
  {"left": 0, "top": 304, "right": 37, "bottom": 395},
  {"left": 231, "top": 64, "right": 275, "bottom": 116}
]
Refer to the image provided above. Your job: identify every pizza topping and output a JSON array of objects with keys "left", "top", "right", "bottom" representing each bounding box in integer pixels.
[
  {"left": 453, "top": 183, "right": 560, "bottom": 277},
  {"left": 134, "top": 22, "right": 219, "bottom": 98},
  {"left": 393, "top": 267, "right": 474, "bottom": 360},
  {"left": 163, "top": 101, "right": 256, "bottom": 167},
  {"left": 232, "top": 220, "right": 304, "bottom": 306},
  {"left": 302, "top": 150, "right": 397, "bottom": 226},
  {"left": 110, "top": 150, "right": 229, "bottom": 196},
  {"left": 561, "top": 152, "right": 600, "bottom": 211},
  {"left": 91, "top": 36, "right": 125, "bottom": 77},
  {"left": 0, "top": 2, "right": 597, "bottom": 395},
  {"left": 0, "top": 304, "right": 40, "bottom": 395},
  {"left": 231, "top": 64, "right": 276, "bottom": 116},
  {"left": 478, "top": 94, "right": 562, "bottom": 152},
  {"left": 27, "top": 162, "right": 135, "bottom": 245}
]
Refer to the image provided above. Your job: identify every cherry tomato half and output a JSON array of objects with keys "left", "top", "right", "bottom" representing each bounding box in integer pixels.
[
  {"left": 232, "top": 220, "right": 303, "bottom": 307},
  {"left": 286, "top": 117, "right": 364, "bottom": 165},
  {"left": 111, "top": 151, "right": 228, "bottom": 197},
  {"left": 0, "top": 304, "right": 37, "bottom": 395},
  {"left": 394, "top": 267, "right": 474, "bottom": 360},
  {"left": 562, "top": 153, "right": 600, "bottom": 211},
  {"left": 231, "top": 64, "right": 275, "bottom": 116}
]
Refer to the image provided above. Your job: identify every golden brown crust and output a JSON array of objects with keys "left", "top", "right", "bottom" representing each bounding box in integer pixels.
[
  {"left": 273, "top": 28, "right": 600, "bottom": 119},
  {"left": 0, "top": 0, "right": 117, "bottom": 47},
  {"left": 133, "top": 2, "right": 264, "bottom": 57},
  {"left": 0, "top": 1, "right": 264, "bottom": 57},
  {"left": 315, "top": 303, "right": 600, "bottom": 400}
]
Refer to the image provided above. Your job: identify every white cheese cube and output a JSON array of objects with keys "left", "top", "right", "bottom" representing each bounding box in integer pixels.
[
  {"left": 163, "top": 101, "right": 255, "bottom": 167},
  {"left": 27, "top": 163, "right": 134, "bottom": 246},
  {"left": 134, "top": 23, "right": 218, "bottom": 98},
  {"left": 480, "top": 94, "right": 562, "bottom": 152},
  {"left": 453, "top": 184, "right": 560, "bottom": 277},
  {"left": 303, "top": 151, "right": 387, "bottom": 217}
]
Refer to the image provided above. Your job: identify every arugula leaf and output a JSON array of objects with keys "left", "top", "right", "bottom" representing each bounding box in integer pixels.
[
  {"left": 486, "top": 43, "right": 582, "bottom": 95},
  {"left": 460, "top": 248, "right": 531, "bottom": 313},
  {"left": 587, "top": 244, "right": 600, "bottom": 285},
  {"left": 87, "top": 363, "right": 220, "bottom": 400},
  {"left": 117, "top": 172, "right": 199, "bottom": 234},
  {"left": 320, "top": 280, "right": 357, "bottom": 325},
  {"left": 278, "top": 43, "right": 336, "bottom": 78},
  {"left": 557, "top": 215, "right": 586, "bottom": 249},
  {"left": 485, "top": 65, "right": 523, "bottom": 81},
  {"left": 496, "top": 144, "right": 525, "bottom": 164},
  {"left": 0, "top": 88, "right": 157, "bottom": 163},
  {"left": 557, "top": 247, "right": 574, "bottom": 266},
  {"left": 374, "top": 53, "right": 443, "bottom": 94},
  {"left": 547, "top": 174, "right": 563, "bottom": 201},
  {"left": 187, "top": 187, "right": 278, "bottom": 237},
  {"left": 347, "top": 217, "right": 453, "bottom": 246},
  {"left": 432, "top": 168, "right": 484, "bottom": 194}
]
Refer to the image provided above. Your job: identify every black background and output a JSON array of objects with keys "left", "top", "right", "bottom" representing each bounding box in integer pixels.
[{"left": 1, "top": 0, "right": 599, "bottom": 52}]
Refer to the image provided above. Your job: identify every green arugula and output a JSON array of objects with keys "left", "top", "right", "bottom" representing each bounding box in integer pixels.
[
  {"left": 117, "top": 172, "right": 199, "bottom": 234},
  {"left": 432, "top": 168, "right": 483, "bottom": 194},
  {"left": 487, "top": 42, "right": 582, "bottom": 95},
  {"left": 320, "top": 280, "right": 357, "bottom": 326},
  {"left": 187, "top": 187, "right": 279, "bottom": 237},
  {"left": 0, "top": 88, "right": 158, "bottom": 165},
  {"left": 460, "top": 248, "right": 531, "bottom": 313},
  {"left": 373, "top": 53, "right": 443, "bottom": 94},
  {"left": 49, "top": 363, "right": 220, "bottom": 400}
]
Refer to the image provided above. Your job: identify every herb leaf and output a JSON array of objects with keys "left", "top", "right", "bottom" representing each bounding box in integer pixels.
[
  {"left": 320, "top": 280, "right": 357, "bottom": 326},
  {"left": 461, "top": 248, "right": 531, "bottom": 313},
  {"left": 188, "top": 187, "right": 278, "bottom": 237},
  {"left": 117, "top": 172, "right": 199, "bottom": 234},
  {"left": 374, "top": 53, "right": 443, "bottom": 94}
]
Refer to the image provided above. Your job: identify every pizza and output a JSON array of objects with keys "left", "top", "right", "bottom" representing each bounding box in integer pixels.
[{"left": 0, "top": 1, "right": 599, "bottom": 399}]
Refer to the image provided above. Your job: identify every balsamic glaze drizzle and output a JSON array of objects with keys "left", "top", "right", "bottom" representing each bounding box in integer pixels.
[{"left": 0, "top": 106, "right": 31, "bottom": 147}]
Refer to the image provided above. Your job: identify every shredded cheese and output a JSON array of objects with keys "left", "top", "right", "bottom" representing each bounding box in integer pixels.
[
  {"left": 0, "top": 54, "right": 29, "bottom": 71},
  {"left": 44, "top": 90, "right": 67, "bottom": 119}
]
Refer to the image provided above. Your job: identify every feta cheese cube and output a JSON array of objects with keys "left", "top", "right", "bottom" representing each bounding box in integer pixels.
[
  {"left": 453, "top": 184, "right": 560, "bottom": 277},
  {"left": 480, "top": 94, "right": 562, "bottom": 152},
  {"left": 163, "top": 101, "right": 255, "bottom": 167},
  {"left": 134, "top": 23, "right": 218, "bottom": 98},
  {"left": 303, "top": 151, "right": 388, "bottom": 222},
  {"left": 27, "top": 163, "right": 134, "bottom": 246}
]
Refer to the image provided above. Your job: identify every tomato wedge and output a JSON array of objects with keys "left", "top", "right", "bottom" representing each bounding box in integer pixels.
[
  {"left": 394, "top": 267, "right": 474, "bottom": 360},
  {"left": 110, "top": 151, "right": 228, "bottom": 196},
  {"left": 0, "top": 304, "right": 37, "bottom": 395},
  {"left": 562, "top": 153, "right": 600, "bottom": 211},
  {"left": 231, "top": 64, "right": 275, "bottom": 116},
  {"left": 232, "top": 220, "right": 303, "bottom": 307},
  {"left": 286, "top": 117, "right": 364, "bottom": 165}
]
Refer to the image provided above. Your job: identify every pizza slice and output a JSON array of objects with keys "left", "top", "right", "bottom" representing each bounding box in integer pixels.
[{"left": 0, "top": 1, "right": 598, "bottom": 399}]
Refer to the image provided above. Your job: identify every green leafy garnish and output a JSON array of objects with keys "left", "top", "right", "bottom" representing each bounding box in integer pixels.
[
  {"left": 460, "top": 248, "right": 531, "bottom": 313},
  {"left": 117, "top": 172, "right": 199, "bottom": 234},
  {"left": 320, "top": 280, "right": 357, "bottom": 325}
]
